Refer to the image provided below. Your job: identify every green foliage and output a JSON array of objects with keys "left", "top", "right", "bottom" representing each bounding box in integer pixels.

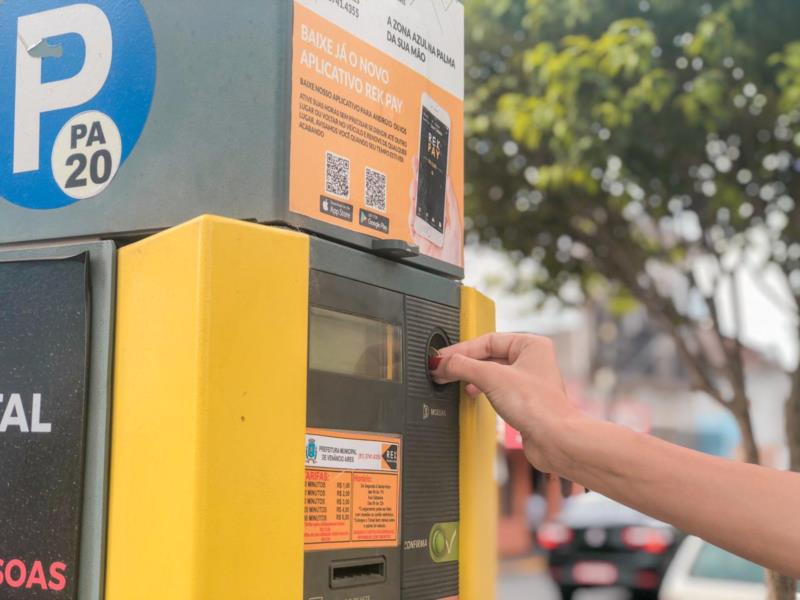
[
  {"left": 466, "top": 10, "right": 800, "bottom": 549},
  {"left": 465, "top": 0, "right": 800, "bottom": 309},
  {"left": 773, "top": 42, "right": 800, "bottom": 114}
]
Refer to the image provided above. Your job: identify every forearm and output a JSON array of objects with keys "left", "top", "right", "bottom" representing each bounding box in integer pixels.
[
  {"left": 553, "top": 417, "right": 800, "bottom": 578},
  {"left": 432, "top": 333, "right": 800, "bottom": 575}
]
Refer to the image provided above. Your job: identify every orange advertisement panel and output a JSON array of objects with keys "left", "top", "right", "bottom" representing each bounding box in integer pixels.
[
  {"left": 304, "top": 429, "right": 402, "bottom": 551},
  {"left": 290, "top": 1, "right": 465, "bottom": 267}
]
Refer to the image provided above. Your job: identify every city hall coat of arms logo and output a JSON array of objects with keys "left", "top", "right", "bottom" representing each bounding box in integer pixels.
[{"left": 305, "top": 438, "right": 318, "bottom": 464}]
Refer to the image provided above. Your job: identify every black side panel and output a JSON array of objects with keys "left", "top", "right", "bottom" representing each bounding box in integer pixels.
[
  {"left": 0, "top": 255, "right": 91, "bottom": 599},
  {"left": 402, "top": 297, "right": 460, "bottom": 600}
]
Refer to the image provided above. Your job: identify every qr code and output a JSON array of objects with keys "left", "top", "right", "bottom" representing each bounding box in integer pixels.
[
  {"left": 325, "top": 152, "right": 350, "bottom": 198},
  {"left": 364, "top": 167, "right": 387, "bottom": 212}
]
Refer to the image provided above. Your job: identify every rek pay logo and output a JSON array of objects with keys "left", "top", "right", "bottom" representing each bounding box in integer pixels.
[{"left": 0, "top": 0, "right": 156, "bottom": 210}]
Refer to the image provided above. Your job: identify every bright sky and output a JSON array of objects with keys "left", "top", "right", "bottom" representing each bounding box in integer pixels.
[
  {"left": 463, "top": 246, "right": 586, "bottom": 335},
  {"left": 464, "top": 246, "right": 799, "bottom": 369}
]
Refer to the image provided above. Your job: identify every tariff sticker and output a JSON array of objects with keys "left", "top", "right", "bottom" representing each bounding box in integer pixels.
[{"left": 304, "top": 429, "right": 401, "bottom": 551}]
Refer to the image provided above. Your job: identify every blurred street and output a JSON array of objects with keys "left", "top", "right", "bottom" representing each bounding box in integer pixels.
[
  {"left": 498, "top": 574, "right": 629, "bottom": 600},
  {"left": 498, "top": 571, "right": 559, "bottom": 599},
  {"left": 498, "top": 559, "right": 629, "bottom": 600}
]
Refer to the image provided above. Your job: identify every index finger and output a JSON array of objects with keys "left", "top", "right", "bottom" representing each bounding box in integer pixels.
[{"left": 437, "top": 333, "right": 523, "bottom": 362}]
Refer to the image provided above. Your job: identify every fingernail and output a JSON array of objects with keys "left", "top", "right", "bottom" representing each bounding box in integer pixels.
[{"left": 428, "top": 356, "right": 443, "bottom": 371}]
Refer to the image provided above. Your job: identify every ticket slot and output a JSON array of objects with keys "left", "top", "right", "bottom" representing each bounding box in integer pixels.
[{"left": 329, "top": 557, "right": 387, "bottom": 589}]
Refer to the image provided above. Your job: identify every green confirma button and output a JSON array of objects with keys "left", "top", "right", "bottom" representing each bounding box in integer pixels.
[{"left": 428, "top": 522, "right": 459, "bottom": 563}]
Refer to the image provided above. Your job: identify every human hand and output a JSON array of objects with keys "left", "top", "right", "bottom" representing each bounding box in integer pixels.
[
  {"left": 431, "top": 333, "right": 584, "bottom": 473},
  {"left": 408, "top": 155, "right": 464, "bottom": 267},
  {"left": 432, "top": 337, "right": 800, "bottom": 578}
]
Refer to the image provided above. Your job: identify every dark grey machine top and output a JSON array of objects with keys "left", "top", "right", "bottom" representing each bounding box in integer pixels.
[
  {"left": 0, "top": 1, "right": 464, "bottom": 279},
  {"left": 310, "top": 236, "right": 460, "bottom": 309}
]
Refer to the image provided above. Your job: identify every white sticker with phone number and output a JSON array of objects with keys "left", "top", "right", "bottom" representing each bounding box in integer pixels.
[{"left": 295, "top": 0, "right": 464, "bottom": 100}]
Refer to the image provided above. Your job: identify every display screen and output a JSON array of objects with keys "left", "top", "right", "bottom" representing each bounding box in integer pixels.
[
  {"left": 416, "top": 106, "right": 450, "bottom": 233},
  {"left": 309, "top": 307, "right": 402, "bottom": 382}
]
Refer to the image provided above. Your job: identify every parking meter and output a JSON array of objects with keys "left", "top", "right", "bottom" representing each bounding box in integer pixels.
[
  {"left": 0, "top": 1, "right": 497, "bottom": 599},
  {"left": 104, "top": 216, "right": 496, "bottom": 600}
]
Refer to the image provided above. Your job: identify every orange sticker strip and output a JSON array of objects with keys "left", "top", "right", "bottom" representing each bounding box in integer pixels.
[{"left": 304, "top": 429, "right": 402, "bottom": 551}]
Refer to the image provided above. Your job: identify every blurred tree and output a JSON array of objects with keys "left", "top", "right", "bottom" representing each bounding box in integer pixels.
[{"left": 466, "top": 0, "right": 800, "bottom": 595}]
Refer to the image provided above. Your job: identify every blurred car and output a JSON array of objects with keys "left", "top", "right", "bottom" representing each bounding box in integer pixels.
[
  {"left": 659, "top": 536, "right": 800, "bottom": 600},
  {"left": 539, "top": 492, "right": 681, "bottom": 600}
]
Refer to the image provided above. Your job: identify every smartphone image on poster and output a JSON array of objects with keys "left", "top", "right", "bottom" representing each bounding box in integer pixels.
[{"left": 414, "top": 93, "right": 451, "bottom": 248}]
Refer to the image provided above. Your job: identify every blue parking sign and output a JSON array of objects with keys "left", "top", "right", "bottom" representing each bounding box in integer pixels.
[{"left": 0, "top": 0, "right": 156, "bottom": 210}]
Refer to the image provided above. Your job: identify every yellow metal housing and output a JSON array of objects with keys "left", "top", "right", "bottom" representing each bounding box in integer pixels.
[
  {"left": 106, "top": 216, "right": 310, "bottom": 600},
  {"left": 106, "top": 215, "right": 497, "bottom": 599},
  {"left": 459, "top": 287, "right": 499, "bottom": 600}
]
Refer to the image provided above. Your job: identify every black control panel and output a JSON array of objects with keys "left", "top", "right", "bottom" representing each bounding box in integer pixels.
[{"left": 304, "top": 270, "right": 460, "bottom": 600}]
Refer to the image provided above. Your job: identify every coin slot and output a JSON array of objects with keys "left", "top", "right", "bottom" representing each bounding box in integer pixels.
[{"left": 427, "top": 330, "right": 451, "bottom": 391}]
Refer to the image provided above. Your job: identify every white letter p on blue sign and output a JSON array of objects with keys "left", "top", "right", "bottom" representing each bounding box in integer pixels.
[
  {"left": 14, "top": 4, "right": 112, "bottom": 174},
  {"left": 2, "top": 0, "right": 155, "bottom": 210}
]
